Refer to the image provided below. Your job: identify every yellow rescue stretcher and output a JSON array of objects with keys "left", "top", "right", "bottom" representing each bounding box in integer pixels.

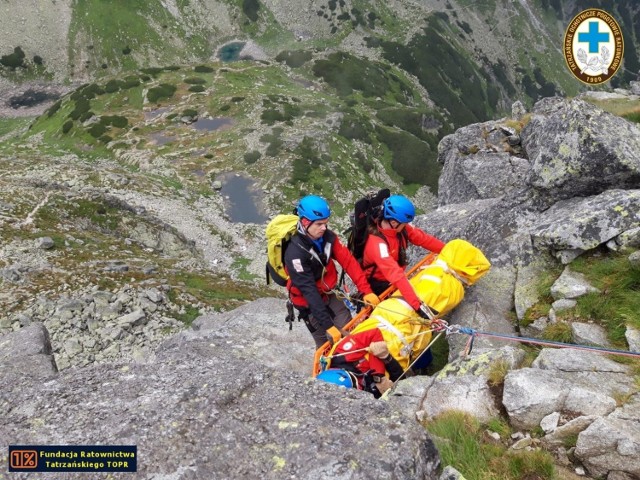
[{"left": 312, "top": 239, "right": 491, "bottom": 376}]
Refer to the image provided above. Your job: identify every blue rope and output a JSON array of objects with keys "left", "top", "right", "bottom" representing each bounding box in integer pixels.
[
  {"left": 319, "top": 355, "right": 328, "bottom": 372},
  {"left": 457, "top": 327, "right": 476, "bottom": 335},
  {"left": 449, "top": 325, "right": 640, "bottom": 359}
]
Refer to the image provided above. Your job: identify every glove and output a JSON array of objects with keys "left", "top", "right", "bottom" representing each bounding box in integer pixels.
[
  {"left": 368, "top": 341, "right": 390, "bottom": 359},
  {"left": 326, "top": 326, "right": 343, "bottom": 344},
  {"left": 375, "top": 376, "right": 394, "bottom": 395},
  {"left": 416, "top": 303, "right": 434, "bottom": 321},
  {"left": 363, "top": 293, "right": 381, "bottom": 307}
]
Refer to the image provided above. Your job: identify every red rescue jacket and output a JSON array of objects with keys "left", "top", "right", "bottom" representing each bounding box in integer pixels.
[
  {"left": 284, "top": 229, "right": 372, "bottom": 330},
  {"left": 331, "top": 328, "right": 403, "bottom": 381},
  {"left": 362, "top": 224, "right": 444, "bottom": 310}
]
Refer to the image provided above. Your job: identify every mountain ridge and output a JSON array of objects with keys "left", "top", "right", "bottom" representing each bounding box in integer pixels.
[{"left": 4, "top": 0, "right": 639, "bottom": 121}]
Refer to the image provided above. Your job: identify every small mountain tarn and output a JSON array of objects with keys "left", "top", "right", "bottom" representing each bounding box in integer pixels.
[
  {"left": 8, "top": 89, "right": 59, "bottom": 109},
  {"left": 217, "top": 172, "right": 268, "bottom": 224},
  {"left": 149, "top": 132, "right": 176, "bottom": 146},
  {"left": 191, "top": 117, "right": 233, "bottom": 131},
  {"left": 217, "top": 42, "right": 246, "bottom": 62}
]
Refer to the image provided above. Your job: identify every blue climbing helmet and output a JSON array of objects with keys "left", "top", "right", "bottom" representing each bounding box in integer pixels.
[
  {"left": 296, "top": 195, "right": 331, "bottom": 221},
  {"left": 316, "top": 369, "right": 357, "bottom": 388},
  {"left": 382, "top": 195, "right": 415, "bottom": 223}
]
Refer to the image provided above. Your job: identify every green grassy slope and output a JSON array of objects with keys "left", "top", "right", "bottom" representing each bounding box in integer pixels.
[
  {"left": 16, "top": 57, "right": 442, "bottom": 214},
  {"left": 3, "top": 0, "right": 639, "bottom": 197}
]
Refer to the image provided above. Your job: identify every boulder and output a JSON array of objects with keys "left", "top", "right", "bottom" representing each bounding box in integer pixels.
[
  {"left": 571, "top": 322, "right": 611, "bottom": 348},
  {"left": 35, "top": 236, "right": 55, "bottom": 249},
  {"left": 575, "top": 394, "right": 640, "bottom": 479},
  {"left": 417, "top": 375, "right": 500, "bottom": 423},
  {"left": 437, "top": 149, "right": 529, "bottom": 206},
  {"left": 625, "top": 325, "right": 640, "bottom": 352},
  {"left": 550, "top": 268, "right": 600, "bottom": 300},
  {"left": 439, "top": 465, "right": 468, "bottom": 480},
  {"left": 615, "top": 226, "right": 640, "bottom": 249},
  {"left": 511, "top": 100, "right": 526, "bottom": 120},
  {"left": 0, "top": 322, "right": 57, "bottom": 380},
  {"left": 540, "top": 412, "right": 560, "bottom": 433},
  {"left": 391, "top": 347, "right": 524, "bottom": 423},
  {"left": 550, "top": 299, "right": 576, "bottom": 312},
  {"left": 530, "top": 189, "right": 640, "bottom": 255},
  {"left": 541, "top": 415, "right": 598, "bottom": 447},
  {"left": 522, "top": 98, "right": 640, "bottom": 205},
  {"left": 503, "top": 349, "right": 634, "bottom": 429}
]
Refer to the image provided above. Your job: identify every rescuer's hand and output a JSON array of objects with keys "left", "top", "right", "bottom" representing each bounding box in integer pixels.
[
  {"left": 363, "top": 293, "right": 381, "bottom": 307},
  {"left": 368, "top": 341, "right": 390, "bottom": 359},
  {"left": 326, "top": 326, "right": 343, "bottom": 345}
]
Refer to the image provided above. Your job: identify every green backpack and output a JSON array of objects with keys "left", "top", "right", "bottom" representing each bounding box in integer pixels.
[{"left": 265, "top": 214, "right": 299, "bottom": 286}]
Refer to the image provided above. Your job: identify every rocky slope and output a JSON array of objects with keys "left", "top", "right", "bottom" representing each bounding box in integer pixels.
[
  {"left": 0, "top": 300, "right": 441, "bottom": 479},
  {"left": 2, "top": 93, "right": 640, "bottom": 479},
  {"left": 397, "top": 92, "right": 640, "bottom": 479}
]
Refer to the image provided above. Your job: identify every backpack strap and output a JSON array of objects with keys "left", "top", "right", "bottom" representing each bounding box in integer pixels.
[{"left": 397, "top": 229, "right": 409, "bottom": 267}]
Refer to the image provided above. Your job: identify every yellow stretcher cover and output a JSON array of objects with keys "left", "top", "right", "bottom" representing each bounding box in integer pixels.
[
  {"left": 391, "top": 262, "right": 464, "bottom": 316},
  {"left": 434, "top": 238, "right": 492, "bottom": 286},
  {"left": 389, "top": 238, "right": 491, "bottom": 315},
  {"left": 338, "top": 239, "right": 491, "bottom": 370},
  {"left": 349, "top": 297, "right": 431, "bottom": 370}
]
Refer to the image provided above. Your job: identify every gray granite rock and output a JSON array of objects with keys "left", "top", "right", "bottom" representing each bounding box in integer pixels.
[
  {"left": 0, "top": 316, "right": 440, "bottom": 479},
  {"left": 0, "top": 323, "right": 57, "bottom": 380}
]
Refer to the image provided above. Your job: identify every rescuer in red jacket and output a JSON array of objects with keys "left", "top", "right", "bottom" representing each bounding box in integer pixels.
[
  {"left": 285, "top": 195, "right": 380, "bottom": 348},
  {"left": 361, "top": 194, "right": 445, "bottom": 321}
]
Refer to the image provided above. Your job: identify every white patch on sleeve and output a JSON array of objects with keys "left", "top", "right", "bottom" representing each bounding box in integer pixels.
[
  {"left": 292, "top": 258, "right": 304, "bottom": 273},
  {"left": 378, "top": 243, "right": 390, "bottom": 258}
]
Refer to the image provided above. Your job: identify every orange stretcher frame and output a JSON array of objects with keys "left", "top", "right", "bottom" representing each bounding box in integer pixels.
[{"left": 312, "top": 252, "right": 437, "bottom": 376}]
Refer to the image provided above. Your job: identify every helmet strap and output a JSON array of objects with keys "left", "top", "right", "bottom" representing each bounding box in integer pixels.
[
  {"left": 391, "top": 220, "right": 405, "bottom": 231},
  {"left": 380, "top": 218, "right": 396, "bottom": 228},
  {"left": 297, "top": 217, "right": 312, "bottom": 236}
]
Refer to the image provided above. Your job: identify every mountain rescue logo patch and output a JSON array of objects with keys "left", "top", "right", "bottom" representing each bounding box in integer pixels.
[{"left": 563, "top": 9, "right": 623, "bottom": 85}]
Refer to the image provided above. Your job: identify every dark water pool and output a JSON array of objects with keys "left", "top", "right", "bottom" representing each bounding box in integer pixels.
[
  {"left": 9, "top": 89, "right": 60, "bottom": 109},
  {"left": 144, "top": 107, "right": 170, "bottom": 120},
  {"left": 218, "top": 173, "right": 268, "bottom": 224},
  {"left": 192, "top": 117, "right": 233, "bottom": 131},
  {"left": 217, "top": 42, "right": 246, "bottom": 62}
]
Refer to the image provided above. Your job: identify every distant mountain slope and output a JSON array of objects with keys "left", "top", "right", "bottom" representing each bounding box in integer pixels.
[
  {"left": 2, "top": 0, "right": 638, "bottom": 129},
  {"left": 19, "top": 58, "right": 443, "bottom": 213}
]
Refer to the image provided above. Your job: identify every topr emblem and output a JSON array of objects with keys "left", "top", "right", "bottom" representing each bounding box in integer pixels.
[{"left": 564, "top": 9, "right": 624, "bottom": 85}]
